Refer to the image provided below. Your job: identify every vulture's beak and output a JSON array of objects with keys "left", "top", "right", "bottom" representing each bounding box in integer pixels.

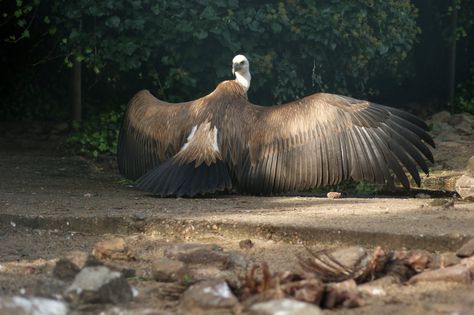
[{"left": 233, "top": 62, "right": 242, "bottom": 74}]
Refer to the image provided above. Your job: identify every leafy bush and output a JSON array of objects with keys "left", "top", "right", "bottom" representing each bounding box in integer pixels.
[
  {"left": 454, "top": 65, "right": 474, "bottom": 114},
  {"left": 67, "top": 109, "right": 123, "bottom": 158},
  {"left": 51, "top": 0, "right": 420, "bottom": 104}
]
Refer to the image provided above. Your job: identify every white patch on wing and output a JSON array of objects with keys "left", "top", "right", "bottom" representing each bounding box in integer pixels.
[
  {"left": 181, "top": 125, "right": 197, "bottom": 151},
  {"left": 212, "top": 126, "right": 220, "bottom": 153}
]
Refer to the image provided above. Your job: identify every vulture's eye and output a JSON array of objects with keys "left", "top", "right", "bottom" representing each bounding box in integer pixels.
[{"left": 240, "top": 61, "right": 245, "bottom": 64}]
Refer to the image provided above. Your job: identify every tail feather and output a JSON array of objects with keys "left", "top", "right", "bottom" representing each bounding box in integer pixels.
[{"left": 136, "top": 157, "right": 232, "bottom": 197}]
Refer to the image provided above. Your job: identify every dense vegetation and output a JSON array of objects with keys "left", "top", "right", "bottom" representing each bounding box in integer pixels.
[{"left": 1, "top": 0, "right": 473, "bottom": 157}]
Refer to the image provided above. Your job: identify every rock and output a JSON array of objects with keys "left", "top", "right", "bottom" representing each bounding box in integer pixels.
[
  {"left": 152, "top": 258, "right": 187, "bottom": 282},
  {"left": 180, "top": 280, "right": 238, "bottom": 312},
  {"left": 93, "top": 238, "right": 134, "bottom": 261},
  {"left": 430, "top": 111, "right": 451, "bottom": 125},
  {"left": 53, "top": 258, "right": 80, "bottom": 281},
  {"left": 429, "top": 252, "right": 461, "bottom": 269},
  {"left": 408, "top": 264, "right": 472, "bottom": 285},
  {"left": 327, "top": 191, "right": 342, "bottom": 199},
  {"left": 466, "top": 156, "right": 474, "bottom": 175},
  {"left": 358, "top": 276, "right": 399, "bottom": 297},
  {"left": 31, "top": 278, "right": 69, "bottom": 297},
  {"left": 164, "top": 244, "right": 228, "bottom": 268},
  {"left": 239, "top": 239, "right": 254, "bottom": 250},
  {"left": 227, "top": 251, "right": 249, "bottom": 269},
  {"left": 249, "top": 298, "right": 323, "bottom": 315},
  {"left": 461, "top": 256, "right": 474, "bottom": 273},
  {"left": 64, "top": 250, "right": 90, "bottom": 269},
  {"left": 0, "top": 296, "right": 68, "bottom": 315},
  {"left": 185, "top": 266, "right": 240, "bottom": 285},
  {"left": 457, "top": 239, "right": 474, "bottom": 258},
  {"left": 455, "top": 175, "right": 474, "bottom": 200},
  {"left": 65, "top": 266, "right": 134, "bottom": 304},
  {"left": 329, "top": 246, "right": 368, "bottom": 271}
]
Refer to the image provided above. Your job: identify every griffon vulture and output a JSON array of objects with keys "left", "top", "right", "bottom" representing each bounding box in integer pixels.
[{"left": 118, "top": 54, "right": 435, "bottom": 196}]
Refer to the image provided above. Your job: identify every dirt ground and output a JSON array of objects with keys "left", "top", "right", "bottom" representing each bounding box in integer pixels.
[{"left": 0, "top": 127, "right": 473, "bottom": 314}]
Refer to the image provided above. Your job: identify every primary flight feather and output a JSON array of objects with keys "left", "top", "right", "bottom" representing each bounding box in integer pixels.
[{"left": 118, "top": 54, "right": 435, "bottom": 196}]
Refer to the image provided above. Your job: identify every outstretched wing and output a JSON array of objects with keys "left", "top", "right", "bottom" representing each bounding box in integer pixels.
[
  {"left": 231, "top": 93, "right": 435, "bottom": 194},
  {"left": 117, "top": 90, "right": 196, "bottom": 180}
]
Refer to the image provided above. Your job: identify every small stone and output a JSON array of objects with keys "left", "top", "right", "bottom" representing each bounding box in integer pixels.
[
  {"left": 455, "top": 175, "right": 474, "bottom": 200},
  {"left": 0, "top": 296, "right": 68, "bottom": 315},
  {"left": 65, "top": 266, "right": 134, "bottom": 304},
  {"left": 249, "top": 298, "right": 323, "bottom": 315},
  {"left": 239, "top": 239, "right": 254, "bottom": 250},
  {"left": 64, "top": 250, "right": 89, "bottom": 269},
  {"left": 132, "top": 213, "right": 146, "bottom": 221},
  {"left": 227, "top": 251, "right": 249, "bottom": 269},
  {"left": 53, "top": 258, "right": 80, "bottom": 281},
  {"left": 93, "top": 238, "right": 134, "bottom": 261},
  {"left": 180, "top": 280, "right": 238, "bottom": 312},
  {"left": 164, "top": 244, "right": 228, "bottom": 268},
  {"left": 456, "top": 239, "right": 474, "bottom": 258},
  {"left": 408, "top": 264, "right": 472, "bottom": 285},
  {"left": 327, "top": 192, "right": 342, "bottom": 199},
  {"left": 152, "top": 258, "right": 186, "bottom": 282},
  {"left": 429, "top": 252, "right": 461, "bottom": 269}
]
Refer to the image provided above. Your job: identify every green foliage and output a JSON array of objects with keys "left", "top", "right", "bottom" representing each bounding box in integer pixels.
[
  {"left": 454, "top": 66, "right": 474, "bottom": 114},
  {"left": 49, "top": 0, "right": 419, "bottom": 103},
  {"left": 67, "top": 109, "right": 123, "bottom": 158},
  {"left": 1, "top": 0, "right": 41, "bottom": 43}
]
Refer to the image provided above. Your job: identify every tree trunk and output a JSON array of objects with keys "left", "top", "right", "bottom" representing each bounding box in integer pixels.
[
  {"left": 72, "top": 60, "right": 82, "bottom": 123},
  {"left": 447, "top": 2, "right": 458, "bottom": 110}
]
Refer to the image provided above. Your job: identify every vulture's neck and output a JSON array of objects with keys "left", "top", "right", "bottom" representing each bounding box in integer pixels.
[{"left": 235, "top": 72, "right": 251, "bottom": 91}]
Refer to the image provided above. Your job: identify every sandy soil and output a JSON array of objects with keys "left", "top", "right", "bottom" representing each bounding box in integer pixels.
[{"left": 0, "top": 128, "right": 473, "bottom": 314}]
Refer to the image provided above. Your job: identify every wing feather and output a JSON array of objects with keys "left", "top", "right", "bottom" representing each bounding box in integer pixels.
[
  {"left": 118, "top": 90, "right": 195, "bottom": 180},
  {"left": 227, "top": 92, "right": 434, "bottom": 193}
]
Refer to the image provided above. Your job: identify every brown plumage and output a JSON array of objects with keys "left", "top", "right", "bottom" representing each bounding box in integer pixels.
[{"left": 118, "top": 56, "right": 435, "bottom": 197}]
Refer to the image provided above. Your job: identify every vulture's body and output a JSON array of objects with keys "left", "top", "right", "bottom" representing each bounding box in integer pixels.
[{"left": 118, "top": 55, "right": 434, "bottom": 196}]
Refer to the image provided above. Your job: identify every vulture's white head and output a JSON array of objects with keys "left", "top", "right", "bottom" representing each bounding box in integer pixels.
[{"left": 232, "top": 54, "right": 251, "bottom": 91}]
